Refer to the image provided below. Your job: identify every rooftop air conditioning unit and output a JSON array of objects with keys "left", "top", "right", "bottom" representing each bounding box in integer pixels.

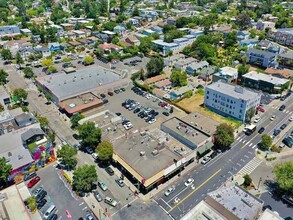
[
  {"left": 140, "top": 151, "right": 145, "bottom": 156},
  {"left": 152, "top": 150, "right": 159, "bottom": 156}
]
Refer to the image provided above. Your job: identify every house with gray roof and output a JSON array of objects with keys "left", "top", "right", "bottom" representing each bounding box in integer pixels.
[
  {"left": 204, "top": 81, "right": 261, "bottom": 123},
  {"left": 21, "top": 128, "right": 45, "bottom": 145},
  {"left": 186, "top": 61, "right": 209, "bottom": 76},
  {"left": 246, "top": 48, "right": 277, "bottom": 68},
  {"left": 0, "top": 25, "right": 21, "bottom": 38}
]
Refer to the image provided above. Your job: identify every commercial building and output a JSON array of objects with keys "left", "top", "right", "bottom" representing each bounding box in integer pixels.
[
  {"left": 204, "top": 81, "right": 261, "bottom": 123},
  {"left": 242, "top": 71, "right": 290, "bottom": 94},
  {"left": 35, "top": 66, "right": 122, "bottom": 104},
  {"left": 206, "top": 184, "right": 263, "bottom": 220}
]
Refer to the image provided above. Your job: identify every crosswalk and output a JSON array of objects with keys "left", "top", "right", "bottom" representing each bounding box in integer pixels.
[
  {"left": 236, "top": 137, "right": 257, "bottom": 149},
  {"left": 271, "top": 106, "right": 291, "bottom": 114},
  {"left": 238, "top": 157, "right": 262, "bottom": 175}
]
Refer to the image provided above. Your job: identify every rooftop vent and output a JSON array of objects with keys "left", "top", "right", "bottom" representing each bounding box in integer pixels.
[
  {"left": 18, "top": 155, "right": 23, "bottom": 160},
  {"left": 151, "top": 150, "right": 159, "bottom": 156},
  {"left": 8, "top": 152, "right": 12, "bottom": 157},
  {"left": 140, "top": 151, "right": 145, "bottom": 156}
]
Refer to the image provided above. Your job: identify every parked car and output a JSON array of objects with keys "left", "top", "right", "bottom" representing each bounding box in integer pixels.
[
  {"left": 162, "top": 112, "right": 170, "bottom": 116},
  {"left": 273, "top": 129, "right": 281, "bottom": 136},
  {"left": 86, "top": 213, "right": 95, "bottom": 220},
  {"left": 164, "top": 186, "right": 175, "bottom": 196},
  {"left": 184, "top": 178, "right": 194, "bottom": 187},
  {"left": 114, "top": 89, "right": 120, "bottom": 94},
  {"left": 254, "top": 117, "right": 261, "bottom": 123},
  {"left": 94, "top": 191, "right": 103, "bottom": 202},
  {"left": 279, "top": 105, "right": 286, "bottom": 111},
  {"left": 289, "top": 116, "right": 293, "bottom": 122},
  {"left": 91, "top": 153, "right": 99, "bottom": 160},
  {"left": 258, "top": 127, "right": 265, "bottom": 134},
  {"left": 27, "top": 176, "right": 41, "bottom": 188},
  {"left": 210, "top": 151, "right": 217, "bottom": 159},
  {"left": 33, "top": 187, "right": 44, "bottom": 197},
  {"left": 35, "top": 189, "right": 47, "bottom": 202},
  {"left": 115, "top": 178, "right": 125, "bottom": 187},
  {"left": 280, "top": 124, "right": 287, "bottom": 130},
  {"left": 201, "top": 156, "right": 211, "bottom": 165},
  {"left": 108, "top": 92, "right": 114, "bottom": 96},
  {"left": 24, "top": 172, "right": 37, "bottom": 181},
  {"left": 86, "top": 147, "right": 94, "bottom": 154},
  {"left": 104, "top": 197, "right": 118, "bottom": 207},
  {"left": 256, "top": 106, "right": 265, "bottom": 112},
  {"left": 48, "top": 214, "right": 58, "bottom": 220},
  {"left": 37, "top": 199, "right": 47, "bottom": 209},
  {"left": 270, "top": 115, "right": 276, "bottom": 121},
  {"left": 98, "top": 180, "right": 108, "bottom": 191},
  {"left": 105, "top": 167, "right": 114, "bottom": 176}
]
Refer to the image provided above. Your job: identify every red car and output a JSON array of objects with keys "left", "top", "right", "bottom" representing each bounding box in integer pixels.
[
  {"left": 108, "top": 92, "right": 114, "bottom": 96},
  {"left": 27, "top": 176, "right": 41, "bottom": 188},
  {"left": 256, "top": 106, "right": 265, "bottom": 113},
  {"left": 161, "top": 102, "right": 168, "bottom": 107}
]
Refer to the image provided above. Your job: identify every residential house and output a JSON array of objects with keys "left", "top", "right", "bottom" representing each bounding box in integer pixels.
[
  {"left": 246, "top": 48, "right": 277, "bottom": 68},
  {"left": 204, "top": 81, "right": 261, "bottom": 123},
  {"left": 189, "top": 29, "right": 203, "bottom": 37},
  {"left": 150, "top": 26, "right": 163, "bottom": 35},
  {"left": 198, "top": 66, "right": 217, "bottom": 81},
  {"left": 91, "top": 32, "right": 109, "bottom": 43},
  {"left": 214, "top": 24, "right": 233, "bottom": 36},
  {"left": 212, "top": 66, "right": 238, "bottom": 83},
  {"left": 166, "top": 17, "right": 176, "bottom": 25},
  {"left": 34, "top": 46, "right": 50, "bottom": 58},
  {"left": 142, "top": 29, "right": 155, "bottom": 37},
  {"left": 73, "top": 30, "right": 86, "bottom": 38},
  {"left": 134, "top": 33, "right": 148, "bottom": 40},
  {"left": 48, "top": 24, "right": 63, "bottom": 33},
  {"left": 15, "top": 112, "right": 37, "bottom": 127},
  {"left": 113, "top": 25, "right": 126, "bottom": 36},
  {"left": 265, "top": 68, "right": 293, "bottom": 79},
  {"left": 186, "top": 61, "right": 209, "bottom": 76},
  {"left": 174, "top": 57, "right": 197, "bottom": 71},
  {"left": 31, "top": 35, "right": 41, "bottom": 43},
  {"left": 18, "top": 47, "right": 35, "bottom": 60},
  {"left": 98, "top": 43, "right": 123, "bottom": 54},
  {"left": 152, "top": 88, "right": 167, "bottom": 99},
  {"left": 170, "top": 85, "right": 194, "bottom": 100},
  {"left": 125, "top": 35, "right": 140, "bottom": 46},
  {"left": 145, "top": 74, "right": 168, "bottom": 85},
  {"left": 20, "top": 29, "right": 32, "bottom": 36},
  {"left": 267, "top": 28, "right": 293, "bottom": 47},
  {"left": 237, "top": 31, "right": 250, "bottom": 41},
  {"left": 154, "top": 79, "right": 172, "bottom": 90},
  {"left": 48, "top": 42, "right": 64, "bottom": 52},
  {"left": 0, "top": 25, "right": 21, "bottom": 39},
  {"left": 257, "top": 40, "right": 281, "bottom": 54},
  {"left": 3, "top": 38, "right": 31, "bottom": 55},
  {"left": 242, "top": 71, "right": 290, "bottom": 94},
  {"left": 164, "top": 54, "right": 185, "bottom": 67},
  {"left": 60, "top": 23, "right": 75, "bottom": 30},
  {"left": 256, "top": 20, "right": 275, "bottom": 31},
  {"left": 127, "top": 18, "right": 140, "bottom": 27},
  {"left": 278, "top": 50, "right": 293, "bottom": 68},
  {"left": 239, "top": 39, "right": 258, "bottom": 47},
  {"left": 0, "top": 86, "right": 10, "bottom": 107}
]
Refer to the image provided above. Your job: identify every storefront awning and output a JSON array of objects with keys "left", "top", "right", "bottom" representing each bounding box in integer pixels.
[{"left": 197, "top": 142, "right": 214, "bottom": 155}]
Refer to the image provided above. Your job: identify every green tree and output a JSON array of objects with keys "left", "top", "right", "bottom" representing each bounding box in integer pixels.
[
  {"left": 23, "top": 67, "right": 35, "bottom": 78},
  {"left": 78, "top": 122, "right": 101, "bottom": 148},
  {"left": 243, "top": 174, "right": 252, "bottom": 186},
  {"left": 274, "top": 162, "right": 293, "bottom": 196},
  {"left": 102, "top": 22, "right": 118, "bottom": 31},
  {"left": 236, "top": 13, "right": 251, "bottom": 30},
  {"left": 132, "top": 6, "right": 140, "bottom": 16},
  {"left": 146, "top": 57, "right": 164, "bottom": 78},
  {"left": 237, "top": 64, "right": 249, "bottom": 80},
  {"left": 164, "top": 30, "right": 184, "bottom": 43},
  {"left": 13, "top": 88, "right": 28, "bottom": 101},
  {"left": 83, "top": 56, "right": 94, "bottom": 65},
  {"left": 16, "top": 52, "right": 24, "bottom": 67},
  {"left": 47, "top": 132, "right": 56, "bottom": 143},
  {"left": 260, "top": 134, "right": 272, "bottom": 150},
  {"left": 96, "top": 140, "right": 113, "bottom": 162},
  {"left": 57, "top": 145, "right": 78, "bottom": 170},
  {"left": 245, "top": 107, "right": 255, "bottom": 123},
  {"left": 0, "top": 157, "right": 12, "bottom": 184},
  {"left": 42, "top": 59, "right": 54, "bottom": 67},
  {"left": 70, "top": 114, "right": 85, "bottom": 128},
  {"left": 111, "top": 37, "right": 119, "bottom": 44},
  {"left": 25, "top": 197, "right": 37, "bottom": 212},
  {"left": 224, "top": 31, "right": 237, "bottom": 48},
  {"left": 139, "top": 37, "right": 152, "bottom": 54},
  {"left": 0, "top": 69, "right": 8, "bottom": 85},
  {"left": 162, "top": 24, "right": 175, "bottom": 34},
  {"left": 170, "top": 70, "right": 187, "bottom": 87},
  {"left": 47, "top": 66, "right": 57, "bottom": 73},
  {"left": 36, "top": 115, "right": 49, "bottom": 131},
  {"left": 73, "top": 165, "right": 98, "bottom": 194},
  {"left": 0, "top": 49, "right": 13, "bottom": 61},
  {"left": 214, "top": 123, "right": 235, "bottom": 149}
]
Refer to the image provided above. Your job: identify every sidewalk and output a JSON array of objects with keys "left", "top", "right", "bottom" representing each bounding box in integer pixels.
[{"left": 83, "top": 194, "right": 111, "bottom": 220}]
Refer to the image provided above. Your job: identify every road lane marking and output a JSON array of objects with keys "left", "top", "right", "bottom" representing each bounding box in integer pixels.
[
  {"left": 160, "top": 198, "right": 172, "bottom": 209},
  {"left": 82, "top": 207, "right": 87, "bottom": 210},
  {"left": 252, "top": 145, "right": 256, "bottom": 149},
  {"left": 243, "top": 140, "right": 246, "bottom": 144},
  {"left": 168, "top": 169, "right": 222, "bottom": 212},
  {"left": 249, "top": 143, "right": 253, "bottom": 147},
  {"left": 167, "top": 186, "right": 189, "bottom": 203},
  {"left": 236, "top": 137, "right": 240, "bottom": 141}
]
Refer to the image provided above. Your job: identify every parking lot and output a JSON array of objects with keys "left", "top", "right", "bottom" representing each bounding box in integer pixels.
[
  {"left": 25, "top": 165, "right": 90, "bottom": 219},
  {"left": 98, "top": 85, "right": 185, "bottom": 131}
]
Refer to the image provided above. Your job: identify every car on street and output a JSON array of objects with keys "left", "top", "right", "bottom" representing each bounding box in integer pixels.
[
  {"left": 279, "top": 105, "right": 286, "bottom": 111},
  {"left": 201, "top": 156, "right": 211, "bottom": 165},
  {"left": 273, "top": 129, "right": 281, "bottom": 136},
  {"left": 115, "top": 178, "right": 125, "bottom": 187},
  {"left": 289, "top": 116, "right": 293, "bottom": 122},
  {"left": 114, "top": 89, "right": 120, "bottom": 94},
  {"left": 258, "top": 127, "right": 265, "bottom": 134},
  {"left": 254, "top": 117, "right": 261, "bottom": 123},
  {"left": 37, "top": 199, "right": 47, "bottom": 210},
  {"left": 94, "top": 191, "right": 103, "bottom": 202},
  {"left": 98, "top": 180, "right": 108, "bottom": 191},
  {"left": 184, "top": 178, "right": 194, "bottom": 187},
  {"left": 86, "top": 147, "right": 94, "bottom": 154},
  {"left": 48, "top": 214, "right": 58, "bottom": 220},
  {"left": 105, "top": 167, "right": 114, "bottom": 176},
  {"left": 104, "top": 197, "right": 118, "bottom": 207},
  {"left": 256, "top": 106, "right": 265, "bottom": 112},
  {"left": 115, "top": 112, "right": 121, "bottom": 116},
  {"left": 91, "top": 153, "right": 99, "bottom": 160},
  {"left": 280, "top": 123, "right": 287, "bottom": 130},
  {"left": 270, "top": 115, "right": 276, "bottom": 121},
  {"left": 27, "top": 176, "right": 41, "bottom": 188},
  {"left": 33, "top": 187, "right": 44, "bottom": 197},
  {"left": 164, "top": 186, "right": 175, "bottom": 196}
]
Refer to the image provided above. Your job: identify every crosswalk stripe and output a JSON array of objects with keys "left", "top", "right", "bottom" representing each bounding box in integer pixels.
[
  {"left": 236, "top": 137, "right": 240, "bottom": 141},
  {"left": 249, "top": 143, "right": 253, "bottom": 147},
  {"left": 252, "top": 145, "right": 256, "bottom": 149},
  {"left": 243, "top": 140, "right": 246, "bottom": 144},
  {"left": 244, "top": 142, "right": 249, "bottom": 146},
  {"left": 238, "top": 157, "right": 262, "bottom": 175}
]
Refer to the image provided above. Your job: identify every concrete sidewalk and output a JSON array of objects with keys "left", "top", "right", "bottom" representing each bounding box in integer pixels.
[{"left": 83, "top": 193, "right": 111, "bottom": 220}]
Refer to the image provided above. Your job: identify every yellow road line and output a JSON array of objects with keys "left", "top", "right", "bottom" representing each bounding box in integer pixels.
[{"left": 169, "top": 168, "right": 222, "bottom": 212}]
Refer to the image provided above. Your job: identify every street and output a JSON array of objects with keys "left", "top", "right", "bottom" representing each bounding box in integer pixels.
[{"left": 153, "top": 94, "right": 293, "bottom": 219}]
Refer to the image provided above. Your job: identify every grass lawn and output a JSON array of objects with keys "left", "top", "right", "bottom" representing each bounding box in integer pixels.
[
  {"left": 176, "top": 94, "right": 242, "bottom": 129},
  {"left": 27, "top": 142, "right": 38, "bottom": 153}
]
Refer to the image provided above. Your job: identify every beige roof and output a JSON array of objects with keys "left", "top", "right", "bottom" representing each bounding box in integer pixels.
[{"left": 145, "top": 74, "right": 168, "bottom": 84}]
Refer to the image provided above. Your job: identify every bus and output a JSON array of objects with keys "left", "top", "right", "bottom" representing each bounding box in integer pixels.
[{"left": 244, "top": 124, "right": 256, "bottom": 135}]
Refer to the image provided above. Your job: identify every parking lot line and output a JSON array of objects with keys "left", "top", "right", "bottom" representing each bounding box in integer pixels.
[{"left": 160, "top": 198, "right": 172, "bottom": 209}]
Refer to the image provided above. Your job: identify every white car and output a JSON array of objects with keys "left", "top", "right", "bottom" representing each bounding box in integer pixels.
[
  {"left": 270, "top": 115, "right": 276, "bottom": 121},
  {"left": 254, "top": 117, "right": 261, "bottom": 123},
  {"left": 91, "top": 153, "right": 99, "bottom": 160},
  {"left": 148, "top": 118, "right": 156, "bottom": 124},
  {"left": 201, "top": 156, "right": 211, "bottom": 165},
  {"left": 184, "top": 178, "right": 194, "bottom": 187},
  {"left": 123, "top": 122, "right": 133, "bottom": 130},
  {"left": 104, "top": 197, "right": 118, "bottom": 207},
  {"left": 289, "top": 116, "right": 293, "bottom": 122},
  {"left": 164, "top": 186, "right": 175, "bottom": 196}
]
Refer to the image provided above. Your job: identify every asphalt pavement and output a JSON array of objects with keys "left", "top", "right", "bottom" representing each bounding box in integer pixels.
[{"left": 154, "top": 95, "right": 293, "bottom": 219}]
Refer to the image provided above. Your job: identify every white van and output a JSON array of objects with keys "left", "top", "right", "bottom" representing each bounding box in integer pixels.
[{"left": 44, "top": 204, "right": 56, "bottom": 219}]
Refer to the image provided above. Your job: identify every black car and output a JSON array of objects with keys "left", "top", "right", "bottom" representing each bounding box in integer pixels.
[
  {"left": 273, "top": 129, "right": 281, "bottom": 136},
  {"left": 105, "top": 167, "right": 114, "bottom": 176},
  {"left": 120, "top": 88, "right": 125, "bottom": 92},
  {"left": 210, "top": 151, "right": 217, "bottom": 159},
  {"left": 100, "top": 93, "right": 106, "bottom": 98},
  {"left": 102, "top": 99, "right": 108, "bottom": 104},
  {"left": 258, "top": 127, "right": 265, "bottom": 134},
  {"left": 24, "top": 172, "right": 37, "bottom": 181},
  {"left": 115, "top": 112, "right": 122, "bottom": 116},
  {"left": 162, "top": 112, "right": 170, "bottom": 116},
  {"left": 280, "top": 123, "right": 287, "bottom": 130},
  {"left": 279, "top": 105, "right": 286, "bottom": 111},
  {"left": 36, "top": 190, "right": 47, "bottom": 202},
  {"left": 134, "top": 108, "right": 140, "bottom": 114},
  {"left": 37, "top": 199, "right": 47, "bottom": 210},
  {"left": 48, "top": 214, "right": 58, "bottom": 220},
  {"left": 114, "top": 89, "right": 120, "bottom": 94}
]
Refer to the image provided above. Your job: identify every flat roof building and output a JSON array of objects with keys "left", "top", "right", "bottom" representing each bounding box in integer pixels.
[{"left": 36, "top": 66, "right": 121, "bottom": 103}]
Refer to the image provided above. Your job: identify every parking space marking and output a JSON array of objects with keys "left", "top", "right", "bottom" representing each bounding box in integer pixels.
[
  {"left": 79, "top": 202, "right": 84, "bottom": 206},
  {"left": 249, "top": 143, "right": 253, "bottom": 147},
  {"left": 82, "top": 207, "right": 87, "bottom": 211},
  {"left": 160, "top": 198, "right": 172, "bottom": 209},
  {"left": 252, "top": 145, "right": 257, "bottom": 149}
]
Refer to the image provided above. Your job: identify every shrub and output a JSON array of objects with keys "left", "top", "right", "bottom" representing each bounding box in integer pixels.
[
  {"left": 271, "top": 145, "right": 281, "bottom": 153},
  {"left": 243, "top": 174, "right": 252, "bottom": 186}
]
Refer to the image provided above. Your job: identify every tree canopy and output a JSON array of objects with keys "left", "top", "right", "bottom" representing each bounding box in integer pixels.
[
  {"left": 102, "top": 22, "right": 118, "bottom": 31},
  {"left": 164, "top": 30, "right": 184, "bottom": 43},
  {"left": 70, "top": 114, "right": 85, "bottom": 128},
  {"left": 83, "top": 56, "right": 94, "bottom": 65},
  {"left": 78, "top": 122, "right": 101, "bottom": 148},
  {"left": 0, "top": 49, "right": 13, "bottom": 60},
  {"left": 57, "top": 145, "right": 77, "bottom": 170},
  {"left": 274, "top": 162, "right": 293, "bottom": 196},
  {"left": 16, "top": 52, "right": 24, "bottom": 66},
  {"left": 0, "top": 157, "right": 12, "bottom": 184},
  {"left": 139, "top": 37, "right": 152, "bottom": 55},
  {"left": 214, "top": 123, "right": 235, "bottom": 149},
  {"left": 170, "top": 70, "right": 187, "bottom": 87},
  {"left": 0, "top": 69, "right": 8, "bottom": 85},
  {"left": 96, "top": 140, "right": 113, "bottom": 162},
  {"left": 73, "top": 165, "right": 98, "bottom": 194},
  {"left": 23, "top": 67, "right": 35, "bottom": 78},
  {"left": 260, "top": 134, "right": 272, "bottom": 150},
  {"left": 13, "top": 88, "right": 28, "bottom": 101},
  {"left": 36, "top": 115, "right": 49, "bottom": 131},
  {"left": 42, "top": 59, "right": 54, "bottom": 67},
  {"left": 146, "top": 57, "right": 164, "bottom": 78}
]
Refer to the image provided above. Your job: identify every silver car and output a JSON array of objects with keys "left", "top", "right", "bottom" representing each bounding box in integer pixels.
[
  {"left": 104, "top": 197, "right": 117, "bottom": 207},
  {"left": 164, "top": 186, "right": 175, "bottom": 196}
]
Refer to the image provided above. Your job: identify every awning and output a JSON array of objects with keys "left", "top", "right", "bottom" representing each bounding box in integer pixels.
[{"left": 197, "top": 142, "right": 214, "bottom": 155}]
